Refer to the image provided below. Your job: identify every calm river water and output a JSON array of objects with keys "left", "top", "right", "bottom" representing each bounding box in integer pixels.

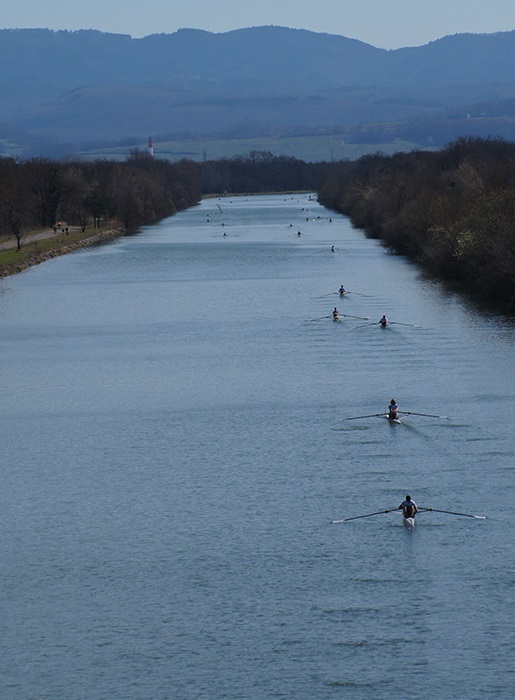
[{"left": 0, "top": 194, "right": 513, "bottom": 699}]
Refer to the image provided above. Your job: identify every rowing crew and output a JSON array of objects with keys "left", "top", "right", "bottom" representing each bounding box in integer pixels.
[
  {"left": 333, "top": 306, "right": 339, "bottom": 321},
  {"left": 331, "top": 497, "right": 486, "bottom": 524}
]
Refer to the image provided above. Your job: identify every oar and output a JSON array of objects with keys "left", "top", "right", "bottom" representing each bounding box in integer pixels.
[
  {"left": 337, "top": 413, "right": 385, "bottom": 421},
  {"left": 403, "top": 411, "right": 450, "bottom": 419},
  {"left": 390, "top": 321, "right": 421, "bottom": 328},
  {"left": 308, "top": 315, "right": 332, "bottom": 321},
  {"left": 340, "top": 313, "right": 371, "bottom": 320},
  {"left": 332, "top": 507, "right": 401, "bottom": 523},
  {"left": 346, "top": 291, "right": 373, "bottom": 297},
  {"left": 418, "top": 507, "right": 486, "bottom": 520},
  {"left": 315, "top": 292, "right": 338, "bottom": 298},
  {"left": 353, "top": 322, "right": 380, "bottom": 329}
]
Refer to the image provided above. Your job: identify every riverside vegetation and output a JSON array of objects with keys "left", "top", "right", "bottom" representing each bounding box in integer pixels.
[
  {"left": 318, "top": 137, "right": 515, "bottom": 311},
  {"left": 0, "top": 152, "right": 201, "bottom": 274},
  {"left": 1, "top": 139, "right": 514, "bottom": 312}
]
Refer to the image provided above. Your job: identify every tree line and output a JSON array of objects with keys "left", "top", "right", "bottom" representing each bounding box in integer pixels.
[
  {"left": 199, "top": 151, "right": 321, "bottom": 194},
  {"left": 1, "top": 140, "right": 514, "bottom": 311},
  {"left": 0, "top": 151, "right": 201, "bottom": 249},
  {"left": 318, "top": 137, "right": 515, "bottom": 311}
]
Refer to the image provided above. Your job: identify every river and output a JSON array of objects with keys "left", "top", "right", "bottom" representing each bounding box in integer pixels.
[{"left": 0, "top": 194, "right": 513, "bottom": 699}]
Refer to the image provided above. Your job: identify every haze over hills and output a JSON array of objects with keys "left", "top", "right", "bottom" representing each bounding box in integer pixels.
[{"left": 0, "top": 26, "right": 514, "bottom": 159}]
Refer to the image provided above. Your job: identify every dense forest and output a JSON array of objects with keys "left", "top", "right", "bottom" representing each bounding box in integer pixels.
[
  {"left": 0, "top": 152, "right": 201, "bottom": 248},
  {"left": 199, "top": 151, "right": 320, "bottom": 194},
  {"left": 318, "top": 137, "right": 515, "bottom": 311},
  {"left": 1, "top": 139, "right": 514, "bottom": 311}
]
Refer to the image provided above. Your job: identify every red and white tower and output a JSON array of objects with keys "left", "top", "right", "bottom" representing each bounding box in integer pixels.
[{"left": 148, "top": 136, "right": 154, "bottom": 157}]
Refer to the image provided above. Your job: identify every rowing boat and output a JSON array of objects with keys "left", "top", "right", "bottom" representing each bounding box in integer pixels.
[
  {"left": 332, "top": 506, "right": 485, "bottom": 525},
  {"left": 384, "top": 413, "right": 403, "bottom": 424},
  {"left": 403, "top": 516, "right": 416, "bottom": 530},
  {"left": 338, "top": 410, "right": 449, "bottom": 423}
]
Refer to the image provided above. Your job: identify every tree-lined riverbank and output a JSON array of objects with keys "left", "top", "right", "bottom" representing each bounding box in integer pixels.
[
  {"left": 318, "top": 137, "right": 515, "bottom": 311},
  {"left": 2, "top": 139, "right": 514, "bottom": 312},
  {"left": 0, "top": 152, "right": 201, "bottom": 266}
]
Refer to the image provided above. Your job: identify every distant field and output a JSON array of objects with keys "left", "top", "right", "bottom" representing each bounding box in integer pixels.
[{"left": 75, "top": 134, "right": 422, "bottom": 163}]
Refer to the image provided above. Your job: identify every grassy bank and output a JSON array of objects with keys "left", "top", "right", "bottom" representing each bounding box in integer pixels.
[{"left": 0, "top": 227, "right": 123, "bottom": 277}]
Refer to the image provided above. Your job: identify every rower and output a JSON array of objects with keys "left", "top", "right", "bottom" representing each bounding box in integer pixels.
[
  {"left": 379, "top": 315, "right": 388, "bottom": 327},
  {"left": 331, "top": 245, "right": 335, "bottom": 253},
  {"left": 388, "top": 399, "right": 398, "bottom": 419},
  {"left": 332, "top": 306, "right": 339, "bottom": 321},
  {"left": 399, "top": 495, "right": 418, "bottom": 519},
  {"left": 339, "top": 285, "right": 346, "bottom": 296}
]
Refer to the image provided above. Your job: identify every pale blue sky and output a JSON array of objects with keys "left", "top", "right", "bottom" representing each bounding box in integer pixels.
[{"left": 2, "top": 0, "right": 514, "bottom": 49}]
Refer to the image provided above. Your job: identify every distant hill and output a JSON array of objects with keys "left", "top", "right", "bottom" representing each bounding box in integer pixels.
[{"left": 0, "top": 26, "right": 514, "bottom": 158}]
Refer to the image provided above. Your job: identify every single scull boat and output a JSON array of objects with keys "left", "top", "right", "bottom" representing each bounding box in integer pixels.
[{"left": 403, "top": 516, "right": 416, "bottom": 530}]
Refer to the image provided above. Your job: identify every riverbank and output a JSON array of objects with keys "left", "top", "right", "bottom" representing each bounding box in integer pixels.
[
  {"left": 317, "top": 137, "right": 515, "bottom": 313},
  {"left": 0, "top": 226, "right": 125, "bottom": 277}
]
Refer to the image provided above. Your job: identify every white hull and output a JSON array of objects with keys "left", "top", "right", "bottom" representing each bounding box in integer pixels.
[
  {"left": 403, "top": 517, "right": 416, "bottom": 530},
  {"left": 384, "top": 414, "right": 403, "bottom": 424}
]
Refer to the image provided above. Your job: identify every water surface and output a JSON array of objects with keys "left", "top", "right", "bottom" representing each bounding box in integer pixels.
[{"left": 1, "top": 194, "right": 513, "bottom": 699}]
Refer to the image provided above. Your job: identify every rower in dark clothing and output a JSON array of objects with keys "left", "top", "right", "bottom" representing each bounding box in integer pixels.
[{"left": 399, "top": 495, "right": 418, "bottom": 519}]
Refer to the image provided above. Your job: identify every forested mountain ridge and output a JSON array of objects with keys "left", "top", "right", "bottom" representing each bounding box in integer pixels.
[{"left": 1, "top": 26, "right": 514, "bottom": 155}]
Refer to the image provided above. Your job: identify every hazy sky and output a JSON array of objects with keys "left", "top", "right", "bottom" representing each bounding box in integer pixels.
[{"left": 2, "top": 0, "right": 514, "bottom": 49}]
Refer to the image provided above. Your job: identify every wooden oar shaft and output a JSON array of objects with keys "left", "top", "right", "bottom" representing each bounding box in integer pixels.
[
  {"left": 337, "top": 413, "right": 384, "bottom": 421},
  {"left": 419, "top": 507, "right": 486, "bottom": 519},
  {"left": 404, "top": 412, "right": 449, "bottom": 418},
  {"left": 332, "top": 508, "right": 400, "bottom": 523}
]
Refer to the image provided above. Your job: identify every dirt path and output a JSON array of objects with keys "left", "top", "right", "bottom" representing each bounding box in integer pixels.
[
  {"left": 0, "top": 228, "right": 63, "bottom": 251},
  {"left": 0, "top": 227, "right": 123, "bottom": 277}
]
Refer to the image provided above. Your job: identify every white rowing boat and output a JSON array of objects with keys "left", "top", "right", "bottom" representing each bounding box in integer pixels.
[
  {"left": 332, "top": 506, "right": 485, "bottom": 525},
  {"left": 338, "top": 410, "right": 449, "bottom": 423},
  {"left": 384, "top": 413, "right": 404, "bottom": 424},
  {"left": 403, "top": 516, "right": 416, "bottom": 530}
]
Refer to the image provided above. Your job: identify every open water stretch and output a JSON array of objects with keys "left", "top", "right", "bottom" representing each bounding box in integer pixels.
[{"left": 0, "top": 194, "right": 513, "bottom": 699}]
